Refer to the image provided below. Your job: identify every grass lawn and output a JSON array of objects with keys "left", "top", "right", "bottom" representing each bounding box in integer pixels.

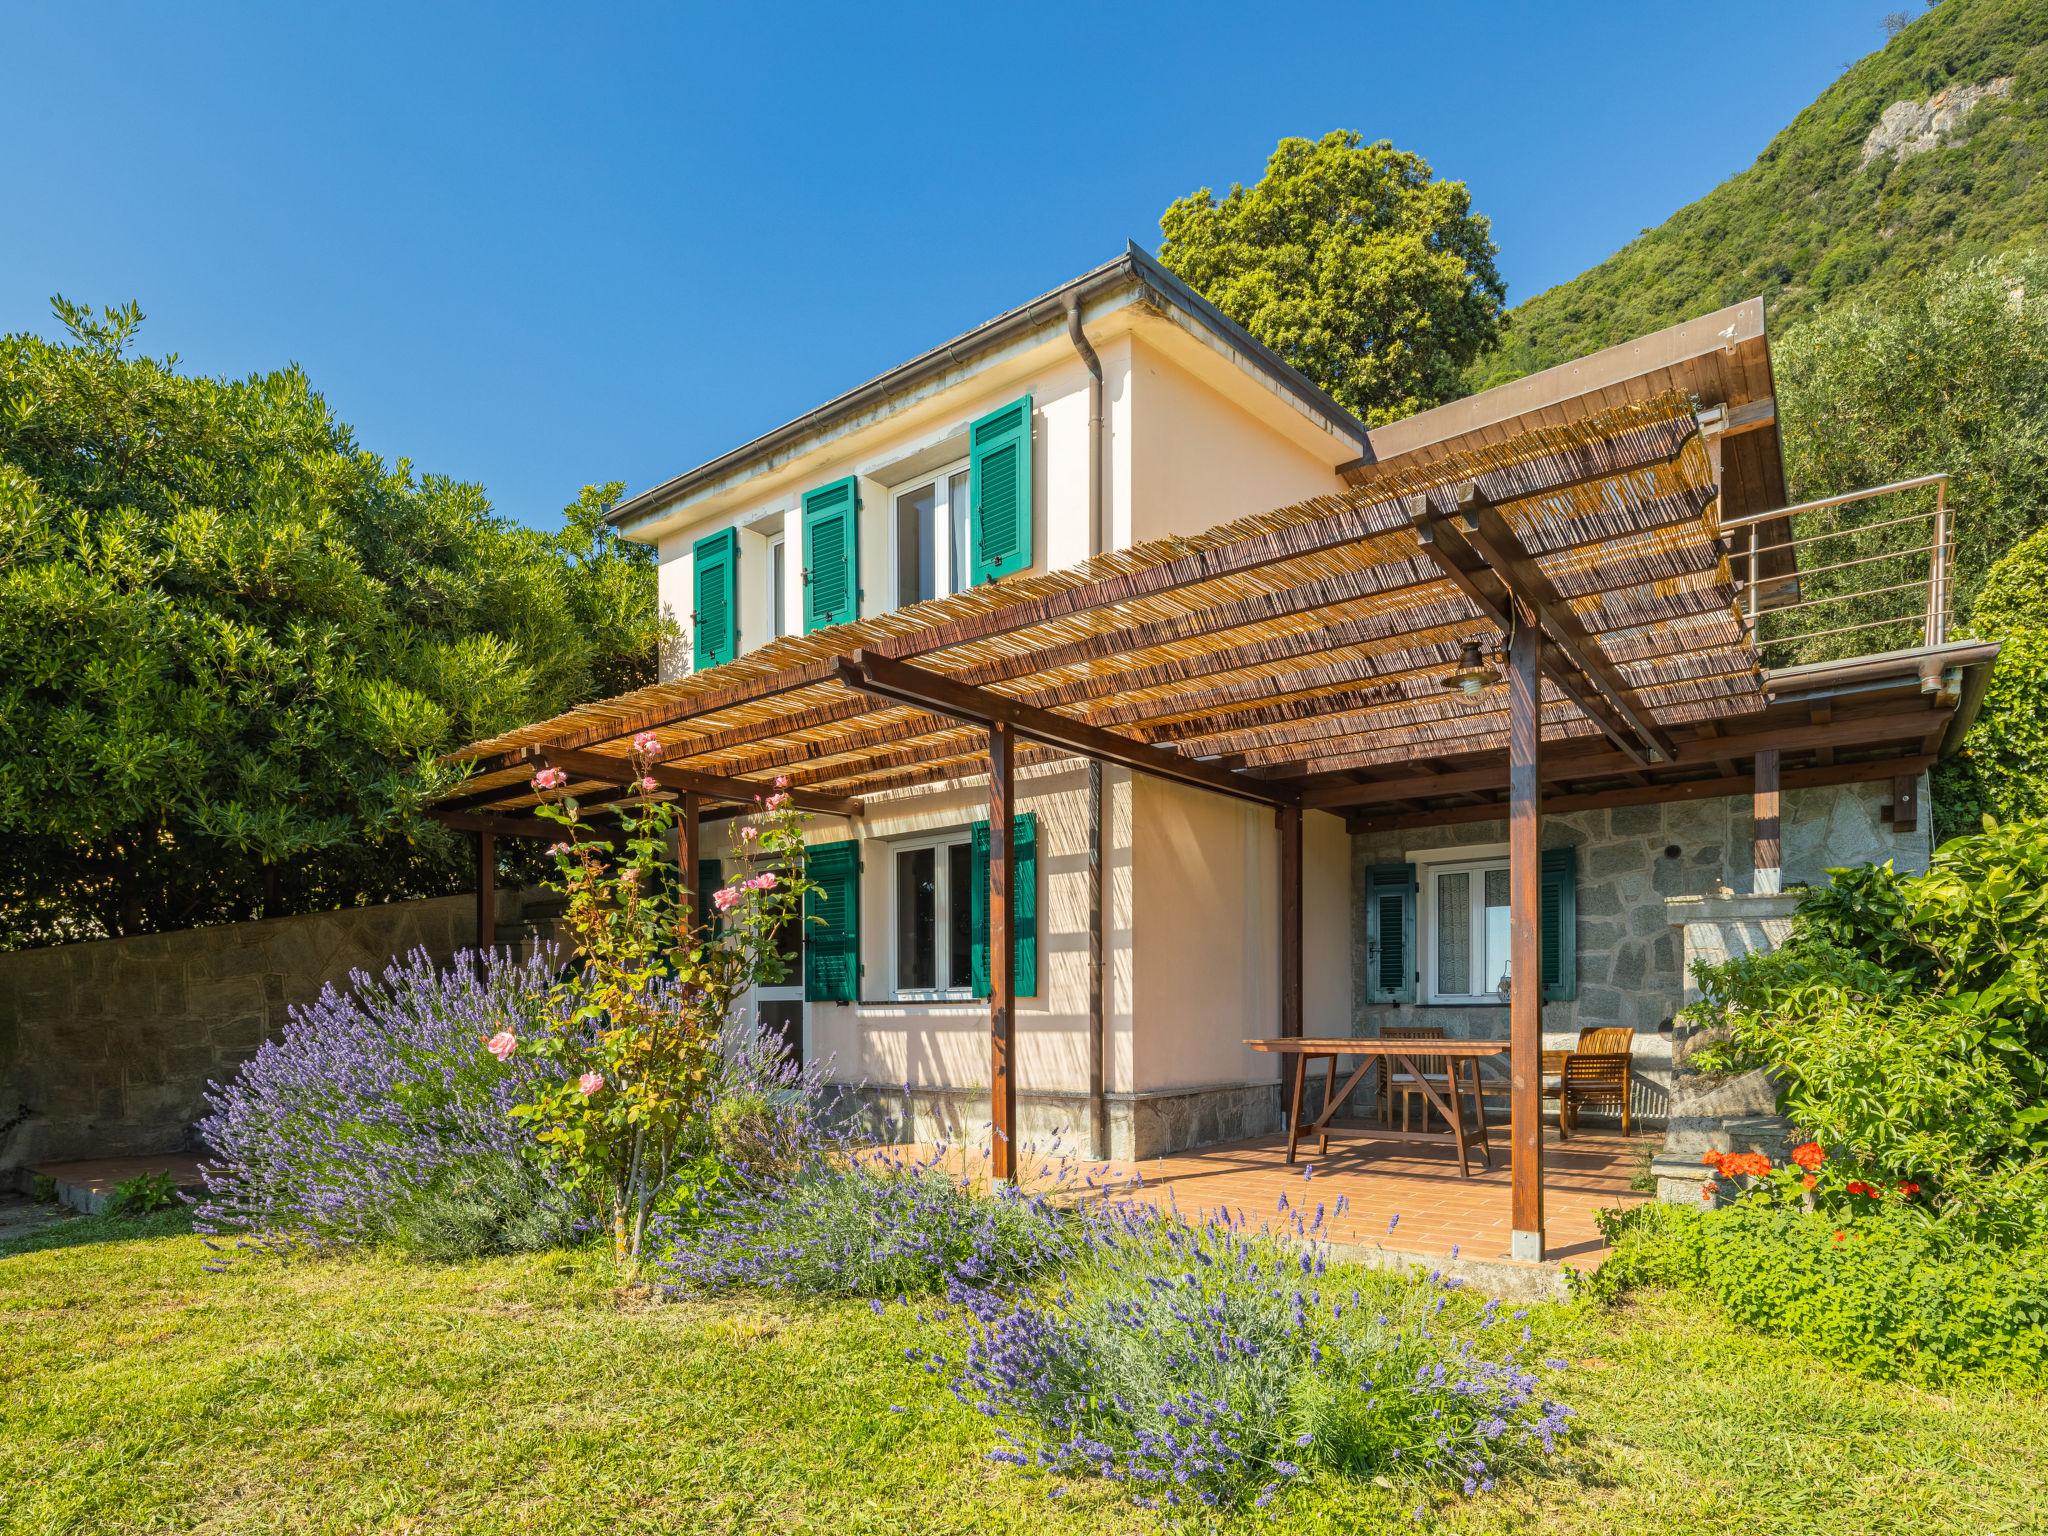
[{"left": 4, "top": 1209, "right": 2044, "bottom": 1535}]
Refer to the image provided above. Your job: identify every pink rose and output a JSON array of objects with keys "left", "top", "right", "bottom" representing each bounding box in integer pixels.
[
  {"left": 639, "top": 775, "right": 658, "bottom": 792},
  {"left": 766, "top": 792, "right": 791, "bottom": 811},
  {"left": 774, "top": 775, "right": 791, "bottom": 789},
  {"left": 577, "top": 1071, "right": 604, "bottom": 1097},
  {"left": 746, "top": 872, "right": 778, "bottom": 892},
  {"left": 631, "top": 731, "right": 663, "bottom": 760},
  {"left": 712, "top": 885, "right": 742, "bottom": 913},
  {"left": 739, "top": 824, "right": 758, "bottom": 842},
  {"left": 485, "top": 1031, "right": 518, "bottom": 1061},
  {"left": 533, "top": 767, "right": 569, "bottom": 791},
  {"left": 547, "top": 842, "right": 570, "bottom": 856}
]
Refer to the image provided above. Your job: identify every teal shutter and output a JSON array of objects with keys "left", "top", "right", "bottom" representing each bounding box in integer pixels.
[
  {"left": 1364, "top": 862, "right": 1417, "bottom": 1004},
  {"left": 801, "top": 477, "right": 860, "bottom": 631},
  {"left": 969, "top": 395, "right": 1033, "bottom": 584},
  {"left": 969, "top": 813, "right": 1038, "bottom": 998},
  {"left": 804, "top": 840, "right": 861, "bottom": 1002},
  {"left": 695, "top": 858, "right": 722, "bottom": 931},
  {"left": 692, "top": 528, "right": 738, "bottom": 669},
  {"left": 1540, "top": 847, "right": 1578, "bottom": 1002}
]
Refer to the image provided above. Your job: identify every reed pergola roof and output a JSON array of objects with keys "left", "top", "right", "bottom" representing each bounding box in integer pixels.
[{"left": 434, "top": 393, "right": 1970, "bottom": 833}]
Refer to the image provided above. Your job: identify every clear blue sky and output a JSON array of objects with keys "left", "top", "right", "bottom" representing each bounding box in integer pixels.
[{"left": 2, "top": 2, "right": 1891, "bottom": 531}]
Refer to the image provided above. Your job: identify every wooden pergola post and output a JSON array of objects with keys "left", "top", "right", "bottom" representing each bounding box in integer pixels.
[
  {"left": 1278, "top": 803, "right": 1303, "bottom": 1041},
  {"left": 1753, "top": 748, "right": 1782, "bottom": 895},
  {"left": 988, "top": 721, "right": 1017, "bottom": 1183},
  {"left": 474, "top": 830, "right": 495, "bottom": 953},
  {"left": 1507, "top": 610, "right": 1545, "bottom": 1262},
  {"left": 679, "top": 790, "right": 701, "bottom": 891}
]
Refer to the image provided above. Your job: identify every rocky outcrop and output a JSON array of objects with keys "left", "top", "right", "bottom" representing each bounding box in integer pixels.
[{"left": 1861, "top": 77, "right": 2014, "bottom": 167}]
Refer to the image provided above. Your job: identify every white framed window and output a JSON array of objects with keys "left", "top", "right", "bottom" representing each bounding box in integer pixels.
[
  {"left": 892, "top": 464, "right": 971, "bottom": 607},
  {"left": 1421, "top": 856, "right": 1512, "bottom": 1003},
  {"left": 890, "top": 831, "right": 976, "bottom": 998},
  {"left": 766, "top": 531, "right": 789, "bottom": 639}
]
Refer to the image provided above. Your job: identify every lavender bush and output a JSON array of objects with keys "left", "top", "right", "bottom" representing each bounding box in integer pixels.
[
  {"left": 193, "top": 946, "right": 572, "bottom": 1261},
  {"left": 658, "top": 1147, "right": 1074, "bottom": 1298},
  {"left": 927, "top": 1199, "right": 1575, "bottom": 1515}
]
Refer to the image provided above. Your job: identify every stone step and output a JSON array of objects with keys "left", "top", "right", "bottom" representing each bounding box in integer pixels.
[{"left": 28, "top": 1155, "right": 205, "bottom": 1216}]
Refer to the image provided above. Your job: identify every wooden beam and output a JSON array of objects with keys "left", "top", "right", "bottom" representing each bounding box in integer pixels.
[
  {"left": 1412, "top": 511, "right": 1655, "bottom": 767},
  {"left": 1753, "top": 748, "right": 1782, "bottom": 895},
  {"left": 475, "top": 831, "right": 496, "bottom": 952},
  {"left": 530, "top": 745, "right": 859, "bottom": 819},
  {"left": 1506, "top": 607, "right": 1544, "bottom": 1263},
  {"left": 839, "top": 652, "right": 1298, "bottom": 808},
  {"left": 1295, "top": 702, "right": 1947, "bottom": 805},
  {"left": 988, "top": 722, "right": 1017, "bottom": 1184},
  {"left": 431, "top": 809, "right": 619, "bottom": 841},
  {"left": 1457, "top": 491, "right": 1682, "bottom": 763},
  {"left": 1278, "top": 805, "right": 1303, "bottom": 1040},
  {"left": 1346, "top": 754, "right": 1937, "bottom": 834}
]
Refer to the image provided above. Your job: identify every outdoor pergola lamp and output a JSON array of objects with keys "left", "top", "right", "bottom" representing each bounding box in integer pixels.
[{"left": 1439, "top": 637, "right": 1502, "bottom": 704}]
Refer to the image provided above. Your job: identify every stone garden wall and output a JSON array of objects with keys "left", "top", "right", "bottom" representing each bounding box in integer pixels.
[
  {"left": 1347, "top": 778, "right": 1931, "bottom": 1126},
  {"left": 0, "top": 890, "right": 522, "bottom": 1178}
]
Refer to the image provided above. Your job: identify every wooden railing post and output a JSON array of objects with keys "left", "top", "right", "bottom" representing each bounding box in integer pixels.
[
  {"left": 988, "top": 722, "right": 1017, "bottom": 1183},
  {"left": 1507, "top": 609, "right": 1545, "bottom": 1262}
]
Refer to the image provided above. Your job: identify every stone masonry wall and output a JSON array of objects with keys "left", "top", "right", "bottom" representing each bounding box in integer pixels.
[
  {"left": 0, "top": 890, "right": 521, "bottom": 1176},
  {"left": 1347, "top": 778, "right": 1931, "bottom": 1126}
]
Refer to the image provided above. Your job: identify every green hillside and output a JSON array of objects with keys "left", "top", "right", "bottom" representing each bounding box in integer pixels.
[{"left": 1476, "top": 0, "right": 2048, "bottom": 386}]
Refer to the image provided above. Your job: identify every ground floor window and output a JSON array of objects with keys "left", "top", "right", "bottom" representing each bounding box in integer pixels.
[
  {"left": 892, "top": 833, "right": 974, "bottom": 997},
  {"left": 1423, "top": 858, "right": 1511, "bottom": 1003}
]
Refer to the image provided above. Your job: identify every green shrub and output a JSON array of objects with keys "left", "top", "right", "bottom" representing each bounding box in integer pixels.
[
  {"left": 103, "top": 1170, "right": 181, "bottom": 1218},
  {"left": 386, "top": 1155, "right": 579, "bottom": 1262},
  {"left": 1585, "top": 1202, "right": 2048, "bottom": 1388}
]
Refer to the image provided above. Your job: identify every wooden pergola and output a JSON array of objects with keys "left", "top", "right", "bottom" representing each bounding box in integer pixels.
[{"left": 433, "top": 394, "right": 1982, "bottom": 1261}]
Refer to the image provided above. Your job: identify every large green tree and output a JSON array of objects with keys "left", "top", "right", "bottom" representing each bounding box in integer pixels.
[
  {"left": 1158, "top": 130, "right": 1506, "bottom": 426},
  {"left": 0, "top": 300, "right": 664, "bottom": 946}
]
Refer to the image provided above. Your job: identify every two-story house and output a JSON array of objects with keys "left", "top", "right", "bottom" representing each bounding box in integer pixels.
[{"left": 445, "top": 244, "right": 1991, "bottom": 1174}]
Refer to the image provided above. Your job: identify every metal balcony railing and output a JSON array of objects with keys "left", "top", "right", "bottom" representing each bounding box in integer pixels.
[{"left": 1721, "top": 471, "right": 1952, "bottom": 665}]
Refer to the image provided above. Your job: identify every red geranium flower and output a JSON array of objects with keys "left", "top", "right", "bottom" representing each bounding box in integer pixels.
[
  {"left": 1791, "top": 1141, "right": 1824, "bottom": 1172},
  {"left": 1801, "top": 1174, "right": 1818, "bottom": 1191},
  {"left": 1899, "top": 1182, "right": 1921, "bottom": 1197},
  {"left": 1832, "top": 1230, "right": 1846, "bottom": 1242}
]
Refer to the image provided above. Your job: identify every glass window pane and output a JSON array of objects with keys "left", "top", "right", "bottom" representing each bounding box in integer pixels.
[
  {"left": 896, "top": 847, "right": 935, "bottom": 990},
  {"left": 1436, "top": 871, "right": 1470, "bottom": 996},
  {"left": 947, "top": 841, "right": 973, "bottom": 989},
  {"left": 895, "top": 482, "right": 937, "bottom": 605},
  {"left": 1482, "top": 867, "right": 1510, "bottom": 995},
  {"left": 948, "top": 470, "right": 971, "bottom": 595},
  {"left": 769, "top": 538, "right": 787, "bottom": 638}
]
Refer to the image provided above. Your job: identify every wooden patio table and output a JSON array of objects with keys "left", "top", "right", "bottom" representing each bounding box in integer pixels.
[{"left": 1246, "top": 1037, "right": 1508, "bottom": 1176}]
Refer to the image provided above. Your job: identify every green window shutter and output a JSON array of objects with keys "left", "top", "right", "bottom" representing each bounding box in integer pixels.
[
  {"left": 969, "top": 813, "right": 1037, "bottom": 999},
  {"left": 804, "top": 840, "right": 861, "bottom": 1002},
  {"left": 969, "top": 395, "right": 1033, "bottom": 584},
  {"left": 1364, "top": 862, "right": 1417, "bottom": 1004},
  {"left": 691, "top": 528, "right": 738, "bottom": 669},
  {"left": 695, "top": 858, "right": 723, "bottom": 932},
  {"left": 801, "top": 477, "right": 860, "bottom": 631},
  {"left": 1540, "top": 847, "right": 1578, "bottom": 1002}
]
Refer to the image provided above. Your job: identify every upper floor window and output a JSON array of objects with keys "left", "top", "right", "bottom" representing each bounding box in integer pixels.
[
  {"left": 893, "top": 466, "right": 970, "bottom": 607},
  {"left": 766, "top": 531, "right": 788, "bottom": 639}
]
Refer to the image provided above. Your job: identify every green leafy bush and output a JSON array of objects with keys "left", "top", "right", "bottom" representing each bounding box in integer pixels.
[
  {"left": 1586, "top": 1202, "right": 2048, "bottom": 1387},
  {"left": 386, "top": 1155, "right": 579, "bottom": 1262},
  {"left": 103, "top": 1170, "right": 181, "bottom": 1218}
]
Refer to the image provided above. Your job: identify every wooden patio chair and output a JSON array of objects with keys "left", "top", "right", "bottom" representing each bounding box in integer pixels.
[
  {"left": 1376, "top": 1025, "right": 1450, "bottom": 1132},
  {"left": 1543, "top": 1026, "right": 1635, "bottom": 1138}
]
